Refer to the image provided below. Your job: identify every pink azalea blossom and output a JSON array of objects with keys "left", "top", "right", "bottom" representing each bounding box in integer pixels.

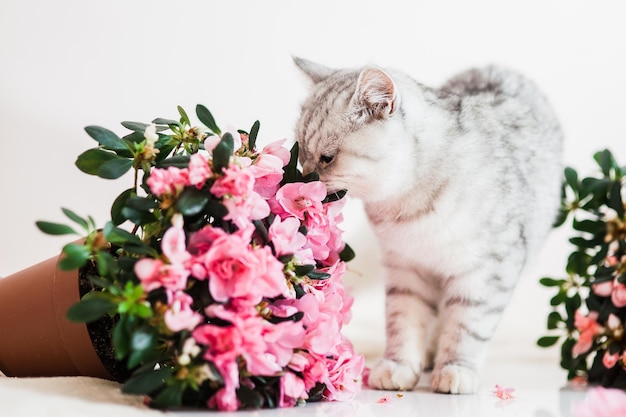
[
  {"left": 210, "top": 163, "right": 255, "bottom": 198},
  {"left": 612, "top": 281, "right": 626, "bottom": 307},
  {"left": 493, "top": 384, "right": 515, "bottom": 400},
  {"left": 602, "top": 351, "right": 621, "bottom": 369},
  {"left": 261, "top": 139, "right": 291, "bottom": 166},
  {"left": 274, "top": 182, "right": 327, "bottom": 220},
  {"left": 187, "top": 153, "right": 211, "bottom": 188},
  {"left": 593, "top": 280, "right": 614, "bottom": 297},
  {"left": 146, "top": 166, "right": 189, "bottom": 197},
  {"left": 198, "top": 232, "right": 287, "bottom": 304},
  {"left": 323, "top": 340, "right": 365, "bottom": 401},
  {"left": 279, "top": 372, "right": 308, "bottom": 408},
  {"left": 250, "top": 152, "right": 285, "bottom": 198},
  {"left": 164, "top": 291, "right": 202, "bottom": 332},
  {"left": 268, "top": 216, "right": 314, "bottom": 264},
  {"left": 572, "top": 310, "right": 603, "bottom": 356},
  {"left": 574, "top": 386, "right": 626, "bottom": 417},
  {"left": 222, "top": 191, "right": 270, "bottom": 228}
]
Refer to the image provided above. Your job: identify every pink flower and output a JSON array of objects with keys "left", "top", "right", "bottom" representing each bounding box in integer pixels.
[
  {"left": 493, "top": 384, "right": 515, "bottom": 400},
  {"left": 250, "top": 152, "right": 285, "bottom": 199},
  {"left": 574, "top": 386, "right": 626, "bottom": 417},
  {"left": 146, "top": 166, "right": 189, "bottom": 197},
  {"left": 323, "top": 341, "right": 364, "bottom": 401},
  {"left": 199, "top": 232, "right": 287, "bottom": 304},
  {"left": 612, "top": 281, "right": 626, "bottom": 307},
  {"left": 602, "top": 350, "right": 621, "bottom": 369},
  {"left": 279, "top": 372, "right": 308, "bottom": 408},
  {"left": 135, "top": 259, "right": 189, "bottom": 293},
  {"left": 268, "top": 216, "right": 314, "bottom": 264},
  {"left": 188, "top": 153, "right": 211, "bottom": 188},
  {"left": 274, "top": 182, "right": 327, "bottom": 220},
  {"left": 222, "top": 191, "right": 270, "bottom": 228},
  {"left": 262, "top": 139, "right": 291, "bottom": 166},
  {"left": 593, "top": 280, "right": 614, "bottom": 297},
  {"left": 572, "top": 310, "right": 603, "bottom": 356},
  {"left": 210, "top": 163, "right": 255, "bottom": 198},
  {"left": 164, "top": 291, "right": 202, "bottom": 332}
]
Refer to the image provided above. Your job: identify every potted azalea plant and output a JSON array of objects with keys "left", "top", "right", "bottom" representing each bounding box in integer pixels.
[
  {"left": 0, "top": 104, "right": 363, "bottom": 411},
  {"left": 539, "top": 149, "right": 626, "bottom": 389}
]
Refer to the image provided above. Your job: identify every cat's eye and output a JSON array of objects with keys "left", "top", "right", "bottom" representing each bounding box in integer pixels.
[{"left": 319, "top": 154, "right": 335, "bottom": 165}]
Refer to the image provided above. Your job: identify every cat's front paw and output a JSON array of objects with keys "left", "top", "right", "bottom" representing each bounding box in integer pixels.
[
  {"left": 368, "top": 359, "right": 420, "bottom": 391},
  {"left": 431, "top": 364, "right": 479, "bottom": 394}
]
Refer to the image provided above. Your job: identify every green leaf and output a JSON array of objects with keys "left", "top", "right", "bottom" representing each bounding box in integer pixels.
[
  {"left": 537, "top": 335, "right": 560, "bottom": 347},
  {"left": 594, "top": 149, "right": 615, "bottom": 178},
  {"left": 552, "top": 208, "right": 569, "bottom": 228},
  {"left": 102, "top": 222, "right": 144, "bottom": 247},
  {"left": 177, "top": 105, "right": 191, "bottom": 127},
  {"left": 150, "top": 383, "right": 184, "bottom": 409},
  {"left": 539, "top": 277, "right": 565, "bottom": 287},
  {"left": 156, "top": 155, "right": 190, "bottom": 169},
  {"left": 307, "top": 271, "right": 331, "bottom": 280},
  {"left": 294, "top": 264, "right": 315, "bottom": 276},
  {"left": 59, "top": 243, "right": 91, "bottom": 270},
  {"left": 152, "top": 117, "right": 180, "bottom": 127},
  {"left": 95, "top": 251, "right": 118, "bottom": 280},
  {"left": 66, "top": 294, "right": 116, "bottom": 323},
  {"left": 339, "top": 243, "right": 356, "bottom": 262},
  {"left": 253, "top": 219, "right": 269, "bottom": 244},
  {"left": 323, "top": 189, "right": 347, "bottom": 203},
  {"left": 176, "top": 187, "right": 209, "bottom": 217},
  {"left": 237, "top": 385, "right": 264, "bottom": 409},
  {"left": 206, "top": 199, "right": 228, "bottom": 219},
  {"left": 547, "top": 311, "right": 563, "bottom": 329},
  {"left": 84, "top": 126, "right": 128, "bottom": 152},
  {"left": 112, "top": 315, "right": 131, "bottom": 359},
  {"left": 564, "top": 167, "right": 578, "bottom": 192},
  {"left": 97, "top": 156, "right": 134, "bottom": 179},
  {"left": 212, "top": 133, "right": 234, "bottom": 173},
  {"left": 59, "top": 208, "right": 89, "bottom": 230},
  {"left": 127, "top": 328, "right": 157, "bottom": 369},
  {"left": 550, "top": 291, "right": 567, "bottom": 306},
  {"left": 248, "top": 120, "right": 260, "bottom": 150},
  {"left": 566, "top": 251, "right": 591, "bottom": 277},
  {"left": 122, "top": 367, "right": 173, "bottom": 395},
  {"left": 111, "top": 188, "right": 135, "bottom": 226},
  {"left": 282, "top": 142, "right": 301, "bottom": 185},
  {"left": 573, "top": 219, "right": 606, "bottom": 235},
  {"left": 121, "top": 196, "right": 159, "bottom": 225},
  {"left": 36, "top": 221, "right": 77, "bottom": 236},
  {"left": 196, "top": 104, "right": 221, "bottom": 135},
  {"left": 608, "top": 180, "right": 625, "bottom": 218},
  {"left": 76, "top": 148, "right": 121, "bottom": 176},
  {"left": 121, "top": 121, "right": 149, "bottom": 133}
]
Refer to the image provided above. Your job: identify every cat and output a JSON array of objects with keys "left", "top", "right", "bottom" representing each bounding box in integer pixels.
[{"left": 293, "top": 57, "right": 562, "bottom": 394}]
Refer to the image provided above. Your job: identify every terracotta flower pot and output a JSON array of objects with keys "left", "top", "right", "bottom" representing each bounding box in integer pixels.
[{"left": 0, "top": 253, "right": 113, "bottom": 379}]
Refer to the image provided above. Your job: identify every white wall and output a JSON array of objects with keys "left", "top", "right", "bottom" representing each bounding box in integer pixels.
[{"left": 1, "top": 0, "right": 625, "bottom": 358}]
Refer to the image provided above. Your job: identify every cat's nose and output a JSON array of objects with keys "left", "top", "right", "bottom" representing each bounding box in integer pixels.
[{"left": 302, "top": 160, "right": 316, "bottom": 176}]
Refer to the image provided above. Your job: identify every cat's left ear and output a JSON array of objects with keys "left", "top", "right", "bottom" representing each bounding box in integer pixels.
[
  {"left": 351, "top": 67, "right": 397, "bottom": 123},
  {"left": 293, "top": 56, "right": 335, "bottom": 84}
]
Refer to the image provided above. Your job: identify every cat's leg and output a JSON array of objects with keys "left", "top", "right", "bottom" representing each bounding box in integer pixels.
[
  {"left": 368, "top": 265, "right": 438, "bottom": 390},
  {"left": 431, "top": 266, "right": 518, "bottom": 394}
]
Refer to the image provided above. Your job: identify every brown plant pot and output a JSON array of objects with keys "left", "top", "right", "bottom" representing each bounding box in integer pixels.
[{"left": 0, "top": 253, "right": 113, "bottom": 379}]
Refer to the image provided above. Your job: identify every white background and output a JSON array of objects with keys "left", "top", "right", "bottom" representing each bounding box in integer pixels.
[{"left": 1, "top": 0, "right": 625, "bottom": 358}]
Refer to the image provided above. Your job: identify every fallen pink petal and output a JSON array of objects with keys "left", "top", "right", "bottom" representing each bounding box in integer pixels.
[{"left": 493, "top": 384, "right": 515, "bottom": 400}]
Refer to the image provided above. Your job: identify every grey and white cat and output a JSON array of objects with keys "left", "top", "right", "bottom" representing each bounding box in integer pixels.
[{"left": 293, "top": 57, "right": 562, "bottom": 394}]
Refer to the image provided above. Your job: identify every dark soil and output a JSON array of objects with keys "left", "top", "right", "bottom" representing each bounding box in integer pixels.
[{"left": 78, "top": 264, "right": 131, "bottom": 382}]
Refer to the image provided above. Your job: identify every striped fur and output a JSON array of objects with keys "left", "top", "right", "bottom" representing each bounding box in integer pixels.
[{"left": 294, "top": 58, "right": 562, "bottom": 394}]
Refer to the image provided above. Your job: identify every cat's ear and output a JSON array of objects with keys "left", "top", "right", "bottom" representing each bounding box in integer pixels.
[
  {"left": 293, "top": 56, "right": 335, "bottom": 84},
  {"left": 351, "top": 67, "right": 397, "bottom": 123}
]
